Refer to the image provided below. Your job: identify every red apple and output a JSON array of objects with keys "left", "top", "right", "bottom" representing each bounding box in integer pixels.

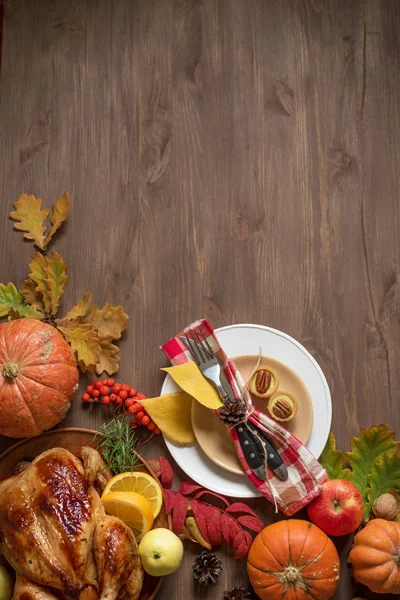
[{"left": 307, "top": 479, "right": 364, "bottom": 536}]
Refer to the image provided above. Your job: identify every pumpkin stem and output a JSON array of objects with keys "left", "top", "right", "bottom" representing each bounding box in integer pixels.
[
  {"left": 279, "top": 565, "right": 303, "bottom": 586},
  {"left": 2, "top": 362, "right": 20, "bottom": 379},
  {"left": 395, "top": 550, "right": 400, "bottom": 566}
]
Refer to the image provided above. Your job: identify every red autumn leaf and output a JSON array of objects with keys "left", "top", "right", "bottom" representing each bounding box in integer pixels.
[
  {"left": 159, "top": 456, "right": 174, "bottom": 488},
  {"left": 237, "top": 515, "right": 264, "bottom": 533},
  {"left": 226, "top": 502, "right": 259, "bottom": 518},
  {"left": 220, "top": 512, "right": 237, "bottom": 545},
  {"left": 233, "top": 530, "right": 253, "bottom": 560},
  {"left": 179, "top": 481, "right": 204, "bottom": 496},
  {"left": 172, "top": 493, "right": 189, "bottom": 535},
  {"left": 163, "top": 489, "right": 176, "bottom": 515},
  {"left": 205, "top": 505, "right": 223, "bottom": 546},
  {"left": 191, "top": 499, "right": 211, "bottom": 544},
  {"left": 146, "top": 458, "right": 161, "bottom": 478},
  {"left": 194, "top": 489, "right": 231, "bottom": 507}
]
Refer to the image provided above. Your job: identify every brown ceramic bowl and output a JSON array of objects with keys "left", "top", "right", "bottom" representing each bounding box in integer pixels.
[{"left": 0, "top": 427, "right": 171, "bottom": 600}]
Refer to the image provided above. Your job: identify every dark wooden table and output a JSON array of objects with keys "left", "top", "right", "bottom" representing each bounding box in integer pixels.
[{"left": 1, "top": 1, "right": 399, "bottom": 599}]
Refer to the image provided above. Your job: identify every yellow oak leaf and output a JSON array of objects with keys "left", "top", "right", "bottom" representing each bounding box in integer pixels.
[
  {"left": 95, "top": 338, "right": 120, "bottom": 375},
  {"left": 63, "top": 291, "right": 93, "bottom": 321},
  {"left": 84, "top": 302, "right": 128, "bottom": 340},
  {"left": 20, "top": 279, "right": 45, "bottom": 312},
  {"left": 0, "top": 282, "right": 43, "bottom": 319},
  {"left": 10, "top": 194, "right": 49, "bottom": 249},
  {"left": 46, "top": 192, "right": 71, "bottom": 245},
  {"left": 57, "top": 320, "right": 100, "bottom": 368},
  {"left": 140, "top": 392, "right": 195, "bottom": 445},
  {"left": 162, "top": 362, "right": 223, "bottom": 410},
  {"left": 29, "top": 252, "right": 51, "bottom": 312},
  {"left": 77, "top": 360, "right": 96, "bottom": 374},
  {"left": 43, "top": 251, "right": 68, "bottom": 315}
]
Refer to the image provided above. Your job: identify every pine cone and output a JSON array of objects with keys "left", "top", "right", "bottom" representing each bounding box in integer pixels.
[
  {"left": 219, "top": 398, "right": 247, "bottom": 426},
  {"left": 192, "top": 550, "right": 223, "bottom": 585},
  {"left": 223, "top": 586, "right": 252, "bottom": 600}
]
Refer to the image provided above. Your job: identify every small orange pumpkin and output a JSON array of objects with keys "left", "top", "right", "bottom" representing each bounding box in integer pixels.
[
  {"left": 247, "top": 519, "right": 340, "bottom": 600},
  {"left": 0, "top": 319, "right": 78, "bottom": 438},
  {"left": 348, "top": 518, "right": 400, "bottom": 594}
]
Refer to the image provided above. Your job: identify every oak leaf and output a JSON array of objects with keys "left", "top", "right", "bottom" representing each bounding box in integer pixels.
[
  {"left": 10, "top": 194, "right": 49, "bottom": 249},
  {"left": 20, "top": 279, "right": 45, "bottom": 312},
  {"left": 0, "top": 282, "right": 43, "bottom": 319},
  {"left": 365, "top": 452, "right": 400, "bottom": 520},
  {"left": 44, "top": 251, "right": 68, "bottom": 315},
  {"left": 319, "top": 433, "right": 349, "bottom": 480},
  {"left": 63, "top": 292, "right": 92, "bottom": 321},
  {"left": 347, "top": 425, "right": 399, "bottom": 506},
  {"left": 29, "top": 252, "right": 51, "bottom": 312},
  {"left": 185, "top": 517, "right": 212, "bottom": 550},
  {"left": 57, "top": 319, "right": 100, "bottom": 368},
  {"left": 95, "top": 338, "right": 120, "bottom": 375},
  {"left": 46, "top": 192, "right": 71, "bottom": 245},
  {"left": 84, "top": 302, "right": 128, "bottom": 340}
]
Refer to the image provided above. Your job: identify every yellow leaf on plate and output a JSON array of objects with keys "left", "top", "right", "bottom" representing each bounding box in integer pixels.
[
  {"left": 10, "top": 194, "right": 49, "bottom": 249},
  {"left": 46, "top": 191, "right": 71, "bottom": 245},
  {"left": 63, "top": 291, "right": 93, "bottom": 321},
  {"left": 162, "top": 362, "right": 223, "bottom": 410},
  {"left": 29, "top": 252, "right": 51, "bottom": 312},
  {"left": 44, "top": 251, "right": 68, "bottom": 315},
  {"left": 57, "top": 320, "right": 100, "bottom": 368},
  {"left": 84, "top": 302, "right": 128, "bottom": 340},
  {"left": 140, "top": 392, "right": 195, "bottom": 445},
  {"left": 95, "top": 338, "right": 120, "bottom": 375}
]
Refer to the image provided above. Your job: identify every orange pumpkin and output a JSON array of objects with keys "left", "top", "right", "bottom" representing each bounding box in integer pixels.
[
  {"left": 348, "top": 518, "right": 400, "bottom": 594},
  {"left": 0, "top": 319, "right": 78, "bottom": 438},
  {"left": 247, "top": 519, "right": 340, "bottom": 600}
]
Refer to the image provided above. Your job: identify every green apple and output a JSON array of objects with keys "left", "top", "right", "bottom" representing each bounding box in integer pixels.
[
  {"left": 0, "top": 565, "right": 13, "bottom": 600},
  {"left": 139, "top": 528, "right": 184, "bottom": 576}
]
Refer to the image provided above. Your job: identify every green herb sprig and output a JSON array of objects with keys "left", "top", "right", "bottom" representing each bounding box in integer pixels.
[{"left": 96, "top": 418, "right": 139, "bottom": 474}]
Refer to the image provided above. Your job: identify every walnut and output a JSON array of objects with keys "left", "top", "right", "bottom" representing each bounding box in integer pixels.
[{"left": 372, "top": 493, "right": 398, "bottom": 521}]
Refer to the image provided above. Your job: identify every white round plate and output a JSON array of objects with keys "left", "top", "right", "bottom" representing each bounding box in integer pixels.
[{"left": 161, "top": 324, "right": 332, "bottom": 498}]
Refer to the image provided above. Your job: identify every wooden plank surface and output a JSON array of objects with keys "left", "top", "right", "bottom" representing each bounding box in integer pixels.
[{"left": 0, "top": 1, "right": 399, "bottom": 598}]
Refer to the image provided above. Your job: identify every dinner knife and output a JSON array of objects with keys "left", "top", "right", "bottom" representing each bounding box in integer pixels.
[
  {"left": 216, "top": 369, "right": 288, "bottom": 481},
  {"left": 246, "top": 421, "right": 288, "bottom": 481},
  {"left": 179, "top": 336, "right": 267, "bottom": 480}
]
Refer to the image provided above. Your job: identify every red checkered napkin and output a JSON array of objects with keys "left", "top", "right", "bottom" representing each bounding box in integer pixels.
[{"left": 162, "top": 319, "right": 326, "bottom": 515}]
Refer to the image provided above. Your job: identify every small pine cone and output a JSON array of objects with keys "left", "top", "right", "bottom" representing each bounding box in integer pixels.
[
  {"left": 223, "top": 586, "right": 252, "bottom": 600},
  {"left": 192, "top": 550, "right": 223, "bottom": 585},
  {"left": 219, "top": 398, "right": 247, "bottom": 426}
]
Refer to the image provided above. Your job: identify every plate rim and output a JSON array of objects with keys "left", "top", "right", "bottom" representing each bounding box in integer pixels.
[{"left": 161, "top": 323, "right": 332, "bottom": 497}]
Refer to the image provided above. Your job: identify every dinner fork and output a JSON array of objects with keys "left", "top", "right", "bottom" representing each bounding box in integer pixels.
[
  {"left": 184, "top": 328, "right": 267, "bottom": 480},
  {"left": 184, "top": 329, "right": 229, "bottom": 401}
]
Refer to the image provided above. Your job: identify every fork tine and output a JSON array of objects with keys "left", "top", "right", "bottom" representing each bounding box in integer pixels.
[
  {"left": 197, "top": 326, "right": 215, "bottom": 359},
  {"left": 191, "top": 329, "right": 208, "bottom": 362},
  {"left": 184, "top": 333, "right": 201, "bottom": 365}
]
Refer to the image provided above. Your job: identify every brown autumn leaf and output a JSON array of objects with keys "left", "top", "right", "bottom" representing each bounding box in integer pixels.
[
  {"left": 29, "top": 252, "right": 51, "bottom": 312},
  {"left": 84, "top": 302, "right": 128, "bottom": 340},
  {"left": 57, "top": 319, "right": 101, "bottom": 369},
  {"left": 20, "top": 279, "right": 45, "bottom": 312},
  {"left": 95, "top": 338, "right": 120, "bottom": 375},
  {"left": 45, "top": 192, "right": 71, "bottom": 246},
  {"left": 44, "top": 251, "right": 68, "bottom": 315},
  {"left": 63, "top": 291, "right": 93, "bottom": 321},
  {"left": 10, "top": 194, "right": 49, "bottom": 250}
]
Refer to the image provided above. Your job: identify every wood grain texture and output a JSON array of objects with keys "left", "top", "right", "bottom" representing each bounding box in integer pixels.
[{"left": 0, "top": 1, "right": 399, "bottom": 598}]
